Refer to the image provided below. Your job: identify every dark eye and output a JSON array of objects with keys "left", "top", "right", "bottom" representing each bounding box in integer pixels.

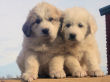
[
  {"left": 48, "top": 17, "right": 54, "bottom": 21},
  {"left": 78, "top": 23, "right": 83, "bottom": 28},
  {"left": 66, "top": 23, "right": 71, "bottom": 28},
  {"left": 36, "top": 18, "right": 42, "bottom": 24}
]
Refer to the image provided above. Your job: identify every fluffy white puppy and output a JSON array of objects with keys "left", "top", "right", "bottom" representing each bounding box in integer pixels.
[
  {"left": 16, "top": 2, "right": 66, "bottom": 81},
  {"left": 62, "top": 7, "right": 104, "bottom": 77}
]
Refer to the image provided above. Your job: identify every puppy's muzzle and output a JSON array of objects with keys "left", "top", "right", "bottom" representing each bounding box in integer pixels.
[
  {"left": 42, "top": 28, "right": 49, "bottom": 35},
  {"left": 69, "top": 33, "right": 76, "bottom": 41}
]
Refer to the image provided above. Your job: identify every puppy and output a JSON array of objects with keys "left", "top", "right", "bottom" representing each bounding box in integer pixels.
[
  {"left": 16, "top": 2, "right": 66, "bottom": 81},
  {"left": 62, "top": 7, "right": 104, "bottom": 77}
]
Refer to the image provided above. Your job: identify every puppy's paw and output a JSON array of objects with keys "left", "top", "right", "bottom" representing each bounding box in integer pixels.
[
  {"left": 22, "top": 72, "right": 38, "bottom": 82},
  {"left": 72, "top": 70, "right": 87, "bottom": 77},
  {"left": 88, "top": 70, "right": 104, "bottom": 77},
  {"left": 49, "top": 70, "right": 66, "bottom": 78}
]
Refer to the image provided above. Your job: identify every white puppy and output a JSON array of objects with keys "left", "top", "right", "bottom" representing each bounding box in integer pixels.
[
  {"left": 62, "top": 7, "right": 104, "bottom": 77},
  {"left": 16, "top": 2, "right": 66, "bottom": 81}
]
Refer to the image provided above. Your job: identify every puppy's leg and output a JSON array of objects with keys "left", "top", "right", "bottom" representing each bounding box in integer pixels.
[
  {"left": 65, "top": 56, "right": 87, "bottom": 77},
  {"left": 16, "top": 51, "right": 25, "bottom": 73},
  {"left": 84, "top": 51, "right": 104, "bottom": 77},
  {"left": 22, "top": 52, "right": 39, "bottom": 82},
  {"left": 16, "top": 56, "right": 24, "bottom": 73},
  {"left": 49, "top": 56, "right": 66, "bottom": 78}
]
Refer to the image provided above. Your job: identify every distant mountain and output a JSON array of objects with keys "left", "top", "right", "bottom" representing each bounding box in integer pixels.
[{"left": 0, "top": 62, "right": 21, "bottom": 78}]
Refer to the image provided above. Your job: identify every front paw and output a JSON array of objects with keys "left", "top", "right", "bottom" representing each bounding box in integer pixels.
[
  {"left": 88, "top": 70, "right": 104, "bottom": 77},
  {"left": 22, "top": 72, "right": 38, "bottom": 82},
  {"left": 49, "top": 70, "right": 66, "bottom": 78},
  {"left": 72, "top": 70, "right": 87, "bottom": 77}
]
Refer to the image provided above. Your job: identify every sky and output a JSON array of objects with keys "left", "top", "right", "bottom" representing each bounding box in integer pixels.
[{"left": 0, "top": 0, "right": 110, "bottom": 77}]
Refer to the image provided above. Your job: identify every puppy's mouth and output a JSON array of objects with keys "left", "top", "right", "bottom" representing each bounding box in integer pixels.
[
  {"left": 68, "top": 39, "right": 77, "bottom": 43},
  {"left": 40, "top": 33, "right": 52, "bottom": 40},
  {"left": 68, "top": 38, "right": 76, "bottom": 41},
  {"left": 67, "top": 36, "right": 79, "bottom": 43},
  {"left": 41, "top": 35, "right": 50, "bottom": 40},
  {"left": 42, "top": 34, "right": 49, "bottom": 37},
  {"left": 67, "top": 39, "right": 79, "bottom": 45}
]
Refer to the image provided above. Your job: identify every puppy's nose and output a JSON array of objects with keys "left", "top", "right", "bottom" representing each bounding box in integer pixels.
[
  {"left": 42, "top": 29, "right": 49, "bottom": 35},
  {"left": 69, "top": 33, "right": 76, "bottom": 40}
]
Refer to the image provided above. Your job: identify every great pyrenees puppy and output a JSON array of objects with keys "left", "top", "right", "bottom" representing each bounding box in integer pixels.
[
  {"left": 62, "top": 7, "right": 104, "bottom": 77},
  {"left": 16, "top": 2, "right": 65, "bottom": 81}
]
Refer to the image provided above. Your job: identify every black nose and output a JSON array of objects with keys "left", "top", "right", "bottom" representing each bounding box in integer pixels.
[
  {"left": 69, "top": 34, "right": 76, "bottom": 40},
  {"left": 42, "top": 29, "right": 49, "bottom": 35}
]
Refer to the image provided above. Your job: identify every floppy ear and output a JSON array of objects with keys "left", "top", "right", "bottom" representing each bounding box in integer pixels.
[
  {"left": 59, "top": 17, "right": 64, "bottom": 32},
  {"left": 88, "top": 15, "right": 97, "bottom": 34},
  {"left": 22, "top": 11, "right": 36, "bottom": 37},
  {"left": 57, "top": 17, "right": 64, "bottom": 37},
  {"left": 60, "top": 12, "right": 65, "bottom": 32},
  {"left": 22, "top": 20, "right": 32, "bottom": 37},
  {"left": 57, "top": 10, "right": 64, "bottom": 35}
]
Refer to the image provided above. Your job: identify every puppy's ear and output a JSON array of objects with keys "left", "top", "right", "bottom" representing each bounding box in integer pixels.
[
  {"left": 22, "top": 11, "right": 36, "bottom": 37},
  {"left": 88, "top": 15, "right": 97, "bottom": 34},
  {"left": 60, "top": 12, "right": 65, "bottom": 32},
  {"left": 59, "top": 17, "right": 64, "bottom": 31},
  {"left": 58, "top": 17, "right": 64, "bottom": 40},
  {"left": 58, "top": 17, "right": 64, "bottom": 35},
  {"left": 58, "top": 11, "right": 64, "bottom": 35},
  {"left": 22, "top": 20, "right": 32, "bottom": 37}
]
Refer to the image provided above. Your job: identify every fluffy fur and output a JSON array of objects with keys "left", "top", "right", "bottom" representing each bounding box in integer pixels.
[
  {"left": 16, "top": 2, "right": 66, "bottom": 81},
  {"left": 61, "top": 7, "right": 104, "bottom": 77}
]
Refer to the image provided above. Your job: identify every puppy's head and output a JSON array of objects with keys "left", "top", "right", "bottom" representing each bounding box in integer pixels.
[
  {"left": 62, "top": 7, "right": 97, "bottom": 42},
  {"left": 23, "top": 2, "right": 62, "bottom": 42}
]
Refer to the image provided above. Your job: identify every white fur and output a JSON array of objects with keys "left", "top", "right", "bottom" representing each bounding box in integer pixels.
[
  {"left": 62, "top": 7, "right": 104, "bottom": 77},
  {"left": 16, "top": 2, "right": 65, "bottom": 81}
]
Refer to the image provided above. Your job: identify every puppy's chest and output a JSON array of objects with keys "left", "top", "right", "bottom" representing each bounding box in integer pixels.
[
  {"left": 34, "top": 44, "right": 49, "bottom": 52},
  {"left": 33, "top": 43, "right": 62, "bottom": 54},
  {"left": 38, "top": 44, "right": 65, "bottom": 65},
  {"left": 66, "top": 45, "right": 85, "bottom": 60}
]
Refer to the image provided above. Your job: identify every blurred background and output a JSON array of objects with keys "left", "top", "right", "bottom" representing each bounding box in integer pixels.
[{"left": 0, "top": 0, "right": 110, "bottom": 78}]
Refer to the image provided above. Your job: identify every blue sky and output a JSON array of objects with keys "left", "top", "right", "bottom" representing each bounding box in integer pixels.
[{"left": 0, "top": 0, "right": 110, "bottom": 77}]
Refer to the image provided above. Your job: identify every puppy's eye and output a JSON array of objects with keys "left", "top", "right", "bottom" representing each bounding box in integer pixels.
[
  {"left": 66, "top": 23, "right": 71, "bottom": 28},
  {"left": 48, "top": 17, "right": 54, "bottom": 22},
  {"left": 78, "top": 23, "right": 83, "bottom": 28},
  {"left": 36, "top": 18, "right": 42, "bottom": 24}
]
